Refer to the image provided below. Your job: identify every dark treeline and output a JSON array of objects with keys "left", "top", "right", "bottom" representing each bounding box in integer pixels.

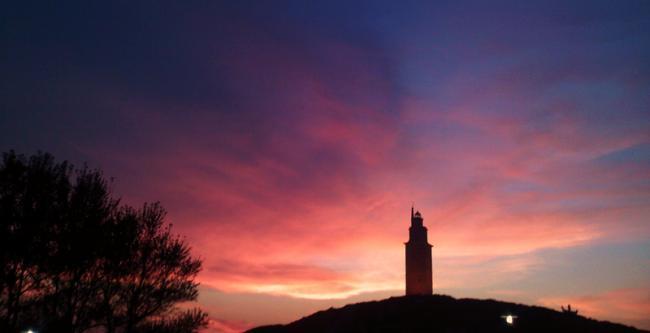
[{"left": 0, "top": 151, "right": 207, "bottom": 333}]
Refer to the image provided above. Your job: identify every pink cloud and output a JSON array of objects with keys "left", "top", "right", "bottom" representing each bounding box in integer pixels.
[{"left": 65, "top": 19, "right": 650, "bottom": 329}]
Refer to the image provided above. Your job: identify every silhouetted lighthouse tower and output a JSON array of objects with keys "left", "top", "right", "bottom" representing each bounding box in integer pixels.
[{"left": 405, "top": 206, "right": 432, "bottom": 295}]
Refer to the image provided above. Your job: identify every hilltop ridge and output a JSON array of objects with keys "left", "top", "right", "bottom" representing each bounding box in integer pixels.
[{"left": 247, "top": 294, "right": 646, "bottom": 333}]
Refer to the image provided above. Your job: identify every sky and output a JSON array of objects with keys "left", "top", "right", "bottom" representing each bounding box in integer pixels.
[{"left": 1, "top": 1, "right": 650, "bottom": 331}]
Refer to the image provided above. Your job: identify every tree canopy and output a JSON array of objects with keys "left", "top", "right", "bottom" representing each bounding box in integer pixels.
[{"left": 0, "top": 151, "right": 207, "bottom": 333}]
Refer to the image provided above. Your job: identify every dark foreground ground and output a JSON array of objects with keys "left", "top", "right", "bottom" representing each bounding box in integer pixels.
[{"left": 247, "top": 294, "right": 646, "bottom": 333}]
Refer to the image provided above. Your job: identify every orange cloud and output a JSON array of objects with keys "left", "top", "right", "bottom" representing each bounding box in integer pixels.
[
  {"left": 204, "top": 317, "right": 254, "bottom": 333},
  {"left": 538, "top": 288, "right": 650, "bottom": 330}
]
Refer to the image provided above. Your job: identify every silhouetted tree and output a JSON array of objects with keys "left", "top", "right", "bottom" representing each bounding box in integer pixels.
[
  {"left": 40, "top": 166, "right": 119, "bottom": 333},
  {"left": 0, "top": 151, "right": 207, "bottom": 333},
  {"left": 97, "top": 203, "right": 204, "bottom": 333},
  {"left": 0, "top": 151, "right": 73, "bottom": 332}
]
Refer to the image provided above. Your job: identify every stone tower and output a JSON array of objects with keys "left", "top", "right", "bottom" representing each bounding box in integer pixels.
[{"left": 405, "top": 206, "right": 432, "bottom": 295}]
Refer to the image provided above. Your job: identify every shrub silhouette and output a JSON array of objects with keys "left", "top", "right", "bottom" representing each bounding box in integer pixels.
[{"left": 562, "top": 304, "right": 579, "bottom": 316}]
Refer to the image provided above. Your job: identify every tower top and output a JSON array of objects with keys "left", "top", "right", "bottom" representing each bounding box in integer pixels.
[
  {"left": 411, "top": 205, "right": 422, "bottom": 219},
  {"left": 410, "top": 207, "right": 423, "bottom": 227}
]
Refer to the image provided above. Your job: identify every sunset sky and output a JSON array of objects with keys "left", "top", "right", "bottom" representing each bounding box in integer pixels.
[{"left": 2, "top": 1, "right": 649, "bottom": 331}]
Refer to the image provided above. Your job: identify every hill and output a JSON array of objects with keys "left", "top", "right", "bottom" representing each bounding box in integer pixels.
[{"left": 246, "top": 294, "right": 646, "bottom": 333}]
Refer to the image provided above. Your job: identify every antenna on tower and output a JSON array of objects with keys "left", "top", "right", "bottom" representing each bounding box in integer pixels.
[{"left": 411, "top": 203, "right": 414, "bottom": 218}]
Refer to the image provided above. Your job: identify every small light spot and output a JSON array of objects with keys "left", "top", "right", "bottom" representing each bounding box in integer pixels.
[{"left": 501, "top": 314, "right": 517, "bottom": 325}]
